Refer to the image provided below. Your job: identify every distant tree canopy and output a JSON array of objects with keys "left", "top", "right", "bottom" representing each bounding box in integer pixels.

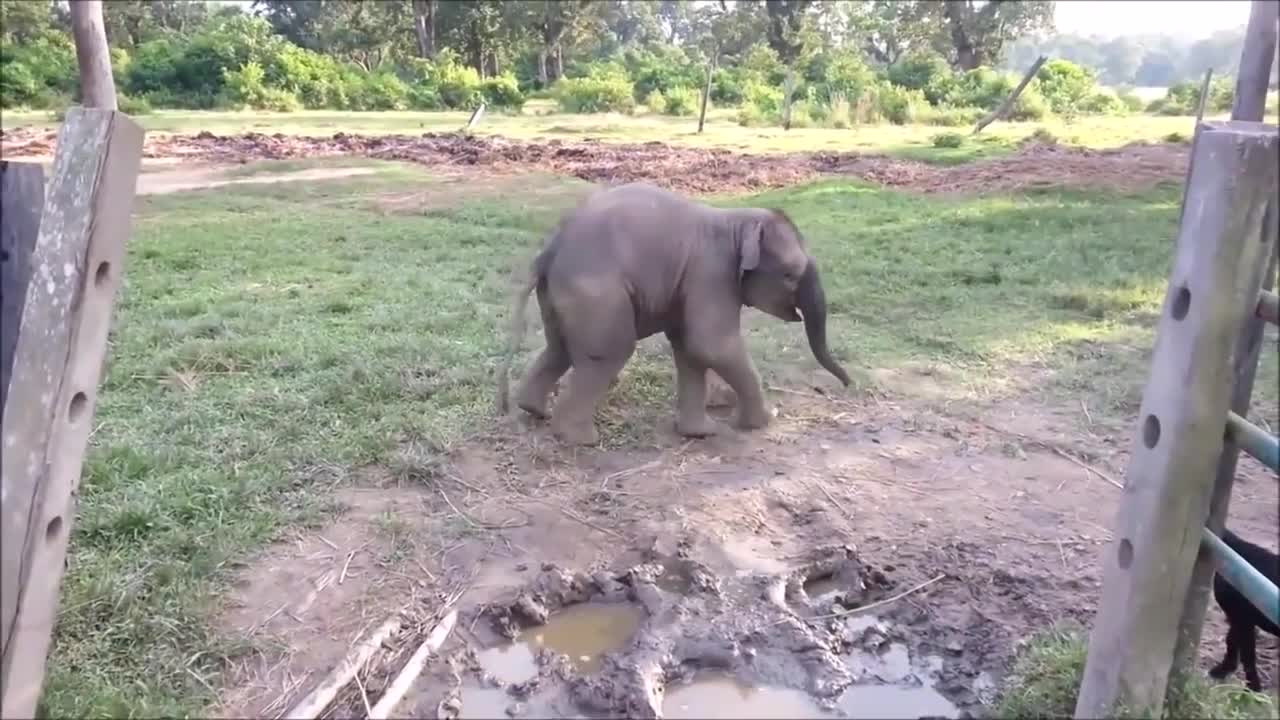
[{"left": 2, "top": 0, "right": 1273, "bottom": 123}]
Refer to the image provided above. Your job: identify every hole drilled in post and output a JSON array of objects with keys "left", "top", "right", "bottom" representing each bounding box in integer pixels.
[
  {"left": 1142, "top": 415, "right": 1161, "bottom": 449},
  {"left": 1170, "top": 286, "right": 1191, "bottom": 320},
  {"left": 1118, "top": 539, "right": 1134, "bottom": 569},
  {"left": 68, "top": 391, "right": 88, "bottom": 423},
  {"left": 46, "top": 516, "right": 63, "bottom": 542},
  {"left": 93, "top": 261, "right": 111, "bottom": 288}
]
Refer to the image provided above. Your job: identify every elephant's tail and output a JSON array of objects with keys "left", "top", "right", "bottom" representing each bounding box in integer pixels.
[{"left": 495, "top": 252, "right": 543, "bottom": 416}]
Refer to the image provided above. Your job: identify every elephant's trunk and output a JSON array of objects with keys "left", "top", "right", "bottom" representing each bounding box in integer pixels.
[{"left": 796, "top": 259, "right": 851, "bottom": 387}]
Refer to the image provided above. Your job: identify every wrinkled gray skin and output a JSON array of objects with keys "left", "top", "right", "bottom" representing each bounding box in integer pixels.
[{"left": 498, "top": 182, "right": 850, "bottom": 446}]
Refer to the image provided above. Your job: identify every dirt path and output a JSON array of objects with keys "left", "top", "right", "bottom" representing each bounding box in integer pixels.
[
  {"left": 1, "top": 127, "right": 1190, "bottom": 196},
  {"left": 215, "top": 386, "right": 1278, "bottom": 719}
]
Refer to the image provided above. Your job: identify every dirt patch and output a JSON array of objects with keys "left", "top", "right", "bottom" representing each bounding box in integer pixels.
[
  {"left": 0, "top": 127, "right": 1190, "bottom": 196},
  {"left": 212, "top": 386, "right": 1279, "bottom": 718},
  {"left": 137, "top": 165, "right": 377, "bottom": 195}
]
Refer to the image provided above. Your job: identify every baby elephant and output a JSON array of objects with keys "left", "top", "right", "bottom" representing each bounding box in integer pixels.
[
  {"left": 1208, "top": 528, "right": 1279, "bottom": 692},
  {"left": 497, "top": 182, "right": 850, "bottom": 445}
]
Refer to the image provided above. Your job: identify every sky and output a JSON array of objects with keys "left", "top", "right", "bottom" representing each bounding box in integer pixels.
[{"left": 1052, "top": 0, "right": 1253, "bottom": 39}]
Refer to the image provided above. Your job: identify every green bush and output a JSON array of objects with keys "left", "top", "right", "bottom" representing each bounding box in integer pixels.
[
  {"left": 887, "top": 50, "right": 952, "bottom": 99},
  {"left": 1081, "top": 89, "right": 1129, "bottom": 115},
  {"left": 0, "top": 55, "right": 37, "bottom": 107},
  {"left": 931, "top": 131, "right": 966, "bottom": 148},
  {"left": 1150, "top": 81, "right": 1201, "bottom": 116},
  {"left": 362, "top": 72, "right": 409, "bottom": 111},
  {"left": 662, "top": 86, "right": 699, "bottom": 116},
  {"left": 1009, "top": 85, "right": 1050, "bottom": 121},
  {"left": 812, "top": 50, "right": 877, "bottom": 105},
  {"left": 876, "top": 84, "right": 929, "bottom": 125},
  {"left": 263, "top": 43, "right": 349, "bottom": 109},
  {"left": 480, "top": 73, "right": 525, "bottom": 109},
  {"left": 710, "top": 67, "right": 744, "bottom": 105},
  {"left": 1116, "top": 89, "right": 1146, "bottom": 112},
  {"left": 924, "top": 106, "right": 984, "bottom": 127},
  {"left": 643, "top": 88, "right": 666, "bottom": 114},
  {"left": 434, "top": 54, "right": 483, "bottom": 109},
  {"left": 117, "top": 93, "right": 153, "bottom": 116},
  {"left": 0, "top": 34, "right": 77, "bottom": 107},
  {"left": 1037, "top": 59, "right": 1100, "bottom": 114},
  {"left": 554, "top": 74, "right": 635, "bottom": 114},
  {"left": 944, "top": 67, "right": 1016, "bottom": 110},
  {"left": 826, "top": 92, "right": 852, "bottom": 128},
  {"left": 787, "top": 99, "right": 816, "bottom": 128},
  {"left": 625, "top": 46, "right": 701, "bottom": 102},
  {"left": 1208, "top": 76, "right": 1234, "bottom": 112}
]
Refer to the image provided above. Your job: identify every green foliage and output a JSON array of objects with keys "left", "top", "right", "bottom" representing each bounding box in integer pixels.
[
  {"left": 0, "top": 33, "right": 76, "bottom": 107},
  {"left": 222, "top": 61, "right": 304, "bottom": 112},
  {"left": 1036, "top": 59, "right": 1100, "bottom": 115},
  {"left": 433, "top": 52, "right": 484, "bottom": 110},
  {"left": 1148, "top": 81, "right": 1202, "bottom": 116},
  {"left": 1116, "top": 90, "right": 1146, "bottom": 113},
  {"left": 361, "top": 72, "right": 409, "bottom": 111},
  {"left": 1008, "top": 85, "right": 1050, "bottom": 121},
  {"left": 554, "top": 65, "right": 636, "bottom": 114},
  {"left": 876, "top": 84, "right": 929, "bottom": 125},
  {"left": 807, "top": 50, "right": 876, "bottom": 104},
  {"left": 643, "top": 88, "right": 666, "bottom": 114},
  {"left": 736, "top": 80, "right": 783, "bottom": 125},
  {"left": 480, "top": 73, "right": 525, "bottom": 110},
  {"left": 887, "top": 50, "right": 952, "bottom": 102},
  {"left": 662, "top": 86, "right": 700, "bottom": 116},
  {"left": 1207, "top": 76, "right": 1234, "bottom": 112},
  {"left": 1080, "top": 89, "right": 1129, "bottom": 115},
  {"left": 118, "top": 93, "right": 154, "bottom": 116},
  {"left": 924, "top": 106, "right": 984, "bottom": 127},
  {"left": 625, "top": 46, "right": 701, "bottom": 102},
  {"left": 931, "top": 131, "right": 966, "bottom": 148}
]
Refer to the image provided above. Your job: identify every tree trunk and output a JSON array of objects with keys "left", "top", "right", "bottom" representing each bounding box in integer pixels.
[
  {"left": 943, "top": 0, "right": 980, "bottom": 70},
  {"left": 972, "top": 55, "right": 1047, "bottom": 134},
  {"left": 781, "top": 68, "right": 796, "bottom": 130},
  {"left": 538, "top": 51, "right": 549, "bottom": 87},
  {"left": 552, "top": 46, "right": 563, "bottom": 82},
  {"left": 698, "top": 56, "right": 715, "bottom": 134},
  {"left": 412, "top": 0, "right": 435, "bottom": 59},
  {"left": 69, "top": 0, "right": 117, "bottom": 110}
]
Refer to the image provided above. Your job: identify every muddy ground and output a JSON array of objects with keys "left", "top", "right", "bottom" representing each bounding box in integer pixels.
[
  {"left": 0, "top": 126, "right": 1190, "bottom": 196},
  {"left": 214, "top": 383, "right": 1279, "bottom": 719},
  {"left": 4, "top": 128, "right": 1270, "bottom": 718}
]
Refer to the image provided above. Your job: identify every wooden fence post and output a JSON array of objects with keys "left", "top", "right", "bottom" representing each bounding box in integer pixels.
[
  {"left": 1073, "top": 120, "right": 1280, "bottom": 719},
  {"left": 0, "top": 162, "right": 45, "bottom": 413},
  {"left": 1169, "top": 0, "right": 1280, "bottom": 684},
  {"left": 0, "top": 108, "right": 145, "bottom": 719}
]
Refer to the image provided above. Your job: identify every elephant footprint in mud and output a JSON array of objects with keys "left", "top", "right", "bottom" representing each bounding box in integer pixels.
[{"left": 497, "top": 181, "right": 851, "bottom": 446}]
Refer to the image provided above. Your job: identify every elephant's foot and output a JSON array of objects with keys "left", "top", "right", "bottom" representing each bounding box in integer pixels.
[
  {"left": 732, "top": 403, "right": 772, "bottom": 431},
  {"left": 514, "top": 382, "right": 553, "bottom": 419},
  {"left": 552, "top": 417, "right": 600, "bottom": 446},
  {"left": 676, "top": 413, "right": 719, "bottom": 438}
]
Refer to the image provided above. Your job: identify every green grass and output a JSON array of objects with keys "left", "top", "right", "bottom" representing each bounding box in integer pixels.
[
  {"left": 993, "top": 624, "right": 1279, "bottom": 719},
  {"left": 37, "top": 159, "right": 1278, "bottom": 716},
  {"left": 1, "top": 101, "right": 1247, "bottom": 162}
]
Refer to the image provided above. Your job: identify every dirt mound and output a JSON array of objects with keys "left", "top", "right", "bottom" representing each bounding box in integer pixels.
[{"left": 0, "top": 126, "right": 1189, "bottom": 196}]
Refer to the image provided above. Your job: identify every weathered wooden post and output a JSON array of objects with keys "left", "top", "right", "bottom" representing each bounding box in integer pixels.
[
  {"left": 0, "top": 1, "right": 144, "bottom": 715},
  {"left": 0, "top": 163, "right": 45, "bottom": 413},
  {"left": 1170, "top": 0, "right": 1280, "bottom": 685},
  {"left": 1073, "top": 121, "right": 1279, "bottom": 719}
]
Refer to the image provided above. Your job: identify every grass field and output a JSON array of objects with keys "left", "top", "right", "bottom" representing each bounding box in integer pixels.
[
  {"left": 1, "top": 100, "right": 1246, "bottom": 163},
  {"left": 20, "top": 110, "right": 1280, "bottom": 717}
]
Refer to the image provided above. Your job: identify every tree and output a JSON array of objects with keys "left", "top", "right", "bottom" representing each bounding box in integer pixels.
[
  {"left": 528, "top": 0, "right": 595, "bottom": 86},
  {"left": 935, "top": 0, "right": 1054, "bottom": 70},
  {"left": 412, "top": 0, "right": 436, "bottom": 59},
  {"left": 764, "top": 0, "right": 813, "bottom": 129},
  {"left": 841, "top": 0, "right": 936, "bottom": 66}
]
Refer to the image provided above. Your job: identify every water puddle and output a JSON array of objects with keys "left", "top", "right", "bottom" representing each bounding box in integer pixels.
[
  {"left": 662, "top": 674, "right": 832, "bottom": 719},
  {"left": 459, "top": 686, "right": 512, "bottom": 719},
  {"left": 837, "top": 684, "right": 960, "bottom": 719},
  {"left": 478, "top": 602, "right": 645, "bottom": 683},
  {"left": 803, "top": 574, "right": 842, "bottom": 601}
]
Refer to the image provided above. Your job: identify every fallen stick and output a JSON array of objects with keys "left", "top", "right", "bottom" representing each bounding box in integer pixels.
[
  {"left": 281, "top": 614, "right": 403, "bottom": 720},
  {"left": 368, "top": 609, "right": 459, "bottom": 719},
  {"left": 771, "top": 573, "right": 947, "bottom": 626},
  {"left": 1052, "top": 447, "right": 1124, "bottom": 490}
]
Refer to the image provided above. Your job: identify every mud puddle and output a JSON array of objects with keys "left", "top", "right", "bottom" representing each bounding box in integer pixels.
[
  {"left": 478, "top": 601, "right": 645, "bottom": 683},
  {"left": 663, "top": 673, "right": 830, "bottom": 718},
  {"left": 838, "top": 683, "right": 959, "bottom": 719}
]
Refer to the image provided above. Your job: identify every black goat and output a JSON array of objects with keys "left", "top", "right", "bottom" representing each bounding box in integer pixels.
[{"left": 1208, "top": 528, "right": 1280, "bottom": 692}]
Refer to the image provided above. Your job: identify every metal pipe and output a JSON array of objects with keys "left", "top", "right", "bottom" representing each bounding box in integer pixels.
[
  {"left": 1226, "top": 411, "right": 1279, "bottom": 472},
  {"left": 1201, "top": 527, "right": 1280, "bottom": 627},
  {"left": 1257, "top": 290, "right": 1279, "bottom": 325}
]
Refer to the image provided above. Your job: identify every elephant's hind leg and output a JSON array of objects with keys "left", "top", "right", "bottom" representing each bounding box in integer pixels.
[
  {"left": 515, "top": 292, "right": 571, "bottom": 419},
  {"left": 666, "top": 331, "right": 718, "bottom": 438},
  {"left": 550, "top": 287, "right": 636, "bottom": 446}
]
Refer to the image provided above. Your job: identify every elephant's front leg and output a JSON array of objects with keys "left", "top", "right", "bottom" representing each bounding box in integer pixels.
[
  {"left": 666, "top": 332, "right": 718, "bottom": 438},
  {"left": 705, "top": 336, "right": 770, "bottom": 431}
]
